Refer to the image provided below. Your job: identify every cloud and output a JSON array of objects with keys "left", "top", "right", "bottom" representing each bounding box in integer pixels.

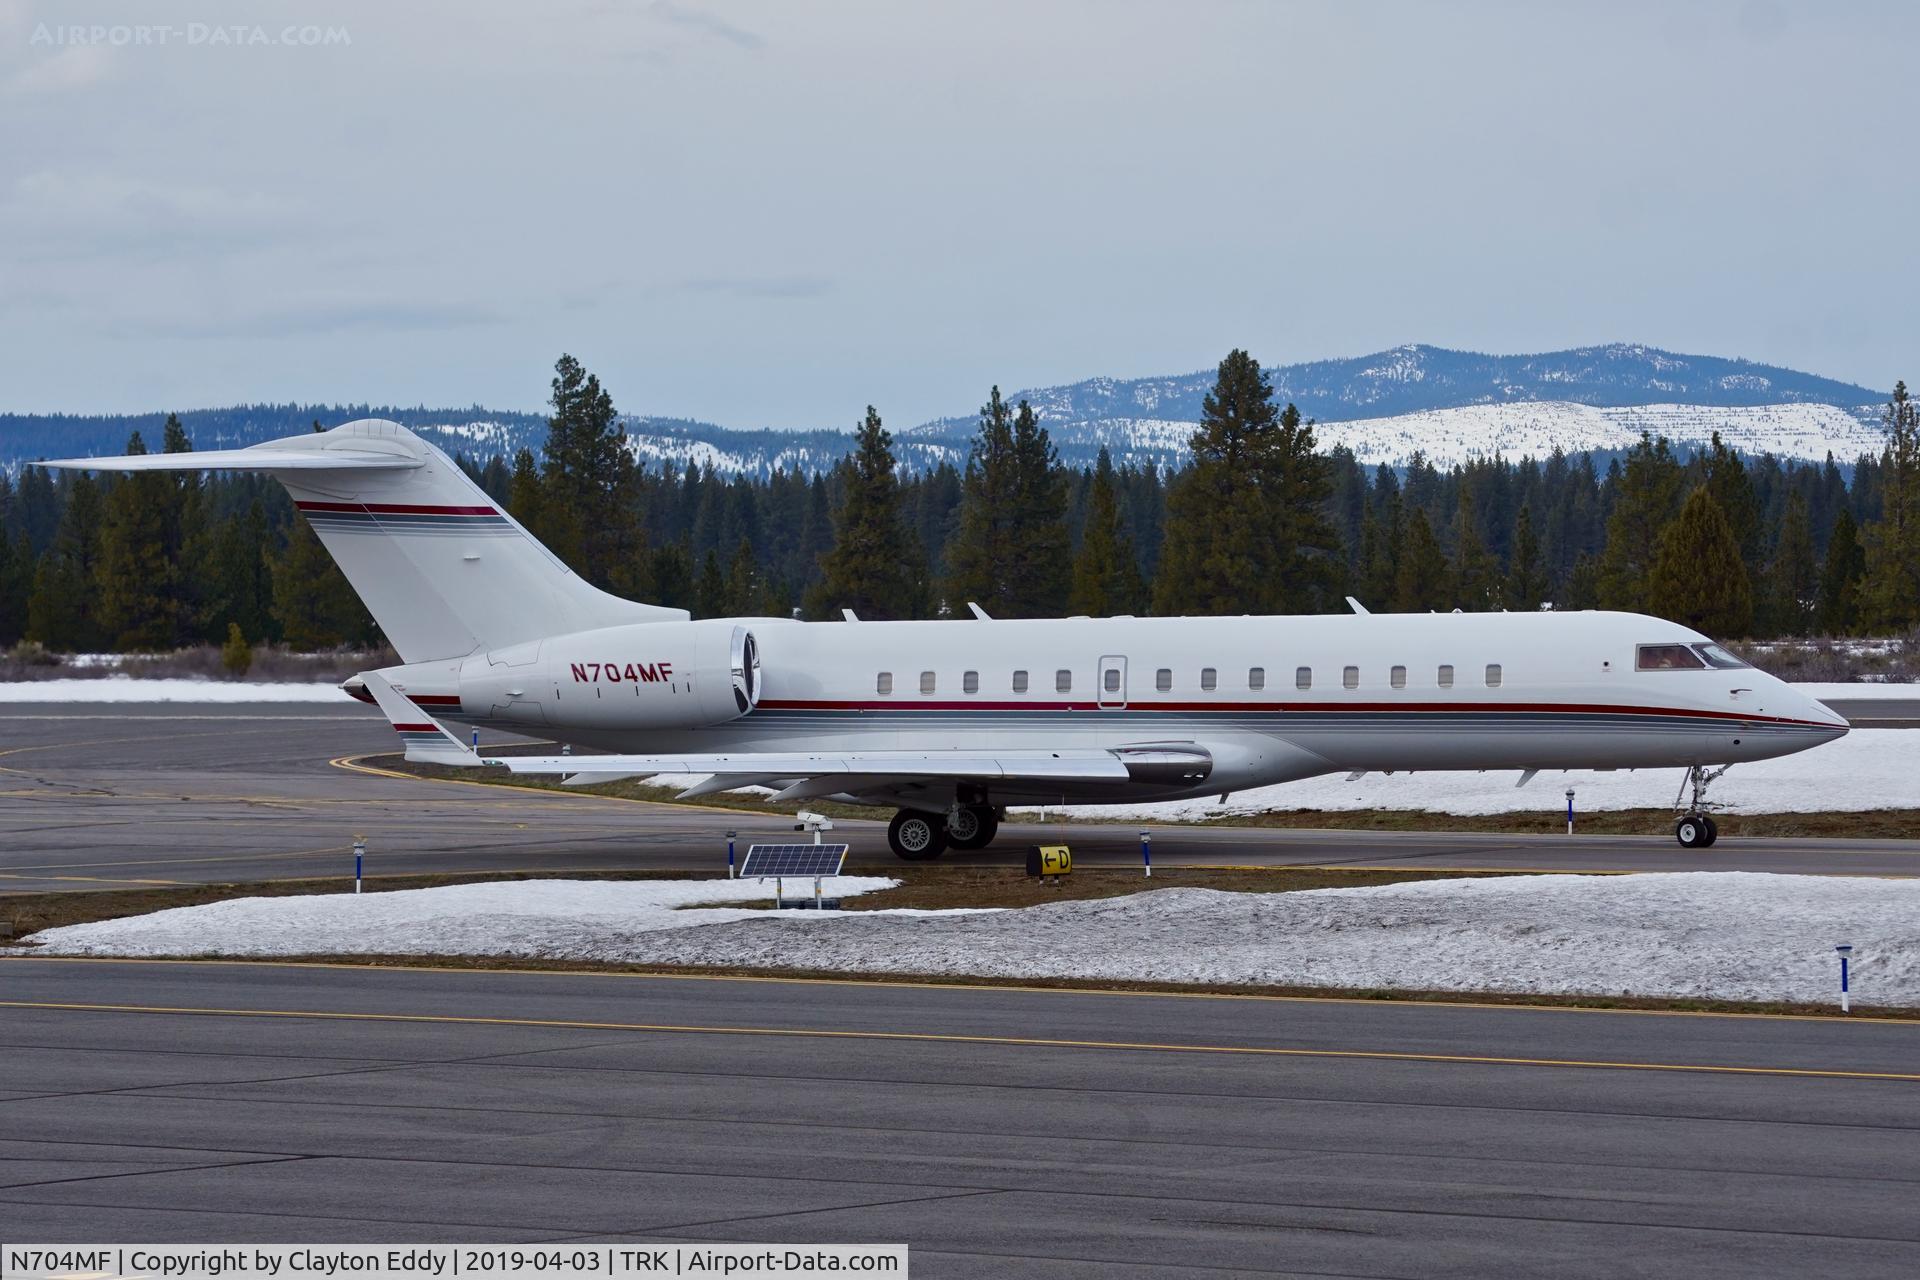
[
  {"left": 648, "top": 1, "right": 764, "bottom": 51},
  {"left": 135, "top": 298, "right": 509, "bottom": 340},
  {"left": 677, "top": 274, "right": 833, "bottom": 299},
  {"left": 6, "top": 40, "right": 118, "bottom": 95}
]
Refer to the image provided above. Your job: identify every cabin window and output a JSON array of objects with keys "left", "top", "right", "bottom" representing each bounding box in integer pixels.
[
  {"left": 1437, "top": 663, "right": 1454, "bottom": 688},
  {"left": 963, "top": 670, "right": 979, "bottom": 694},
  {"left": 1156, "top": 668, "right": 1172, "bottom": 692},
  {"left": 1249, "top": 666, "right": 1265, "bottom": 691},
  {"left": 1637, "top": 643, "right": 1707, "bottom": 671},
  {"left": 1390, "top": 665, "right": 1407, "bottom": 689},
  {"left": 920, "top": 671, "right": 936, "bottom": 694},
  {"left": 1485, "top": 663, "right": 1503, "bottom": 687},
  {"left": 1012, "top": 669, "right": 1029, "bottom": 693},
  {"left": 1056, "top": 669, "right": 1073, "bottom": 693},
  {"left": 1343, "top": 665, "right": 1359, "bottom": 689},
  {"left": 876, "top": 672, "right": 893, "bottom": 695},
  {"left": 1200, "top": 667, "right": 1217, "bottom": 691},
  {"left": 1296, "top": 666, "right": 1312, "bottom": 690},
  {"left": 1104, "top": 667, "right": 1121, "bottom": 693}
]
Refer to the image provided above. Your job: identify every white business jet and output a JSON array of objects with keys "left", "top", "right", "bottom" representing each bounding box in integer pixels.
[{"left": 49, "top": 420, "right": 1849, "bottom": 858}]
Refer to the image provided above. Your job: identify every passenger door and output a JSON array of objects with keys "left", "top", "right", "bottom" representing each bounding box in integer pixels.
[{"left": 1097, "top": 655, "right": 1128, "bottom": 709}]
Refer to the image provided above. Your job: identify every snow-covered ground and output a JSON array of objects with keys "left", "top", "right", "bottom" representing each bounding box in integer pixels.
[
  {"left": 15, "top": 873, "right": 1914, "bottom": 1006},
  {"left": 0, "top": 678, "right": 353, "bottom": 702},
  {"left": 1313, "top": 401, "right": 1883, "bottom": 468}
]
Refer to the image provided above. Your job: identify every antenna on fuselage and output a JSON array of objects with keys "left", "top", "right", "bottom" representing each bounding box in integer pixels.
[
  {"left": 1345, "top": 596, "right": 1370, "bottom": 615},
  {"left": 967, "top": 602, "right": 992, "bottom": 620}
]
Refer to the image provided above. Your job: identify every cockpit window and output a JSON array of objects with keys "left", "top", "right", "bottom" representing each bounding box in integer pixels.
[
  {"left": 1692, "top": 643, "right": 1751, "bottom": 670},
  {"left": 1636, "top": 644, "right": 1706, "bottom": 671}
]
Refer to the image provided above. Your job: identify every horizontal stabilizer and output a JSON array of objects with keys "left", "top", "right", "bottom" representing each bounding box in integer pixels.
[
  {"left": 43, "top": 445, "right": 419, "bottom": 473},
  {"left": 363, "top": 672, "right": 481, "bottom": 766}
]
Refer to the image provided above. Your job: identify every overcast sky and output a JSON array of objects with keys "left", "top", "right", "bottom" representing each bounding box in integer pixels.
[{"left": 1, "top": 0, "right": 1914, "bottom": 427}]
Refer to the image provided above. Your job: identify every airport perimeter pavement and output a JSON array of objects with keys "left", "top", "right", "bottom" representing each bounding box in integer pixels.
[
  {"left": 3, "top": 704, "right": 1919, "bottom": 892},
  {"left": 1, "top": 958, "right": 1916, "bottom": 1276}
]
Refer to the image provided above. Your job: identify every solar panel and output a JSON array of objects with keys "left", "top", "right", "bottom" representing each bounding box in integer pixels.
[{"left": 740, "top": 843, "right": 849, "bottom": 878}]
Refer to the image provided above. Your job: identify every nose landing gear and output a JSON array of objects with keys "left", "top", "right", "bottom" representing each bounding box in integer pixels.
[{"left": 1674, "top": 764, "right": 1728, "bottom": 848}]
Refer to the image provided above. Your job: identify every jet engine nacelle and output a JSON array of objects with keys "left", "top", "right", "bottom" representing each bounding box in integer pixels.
[{"left": 458, "top": 619, "right": 761, "bottom": 731}]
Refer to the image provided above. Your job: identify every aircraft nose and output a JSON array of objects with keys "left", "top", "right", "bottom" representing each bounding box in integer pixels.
[{"left": 1800, "top": 690, "right": 1851, "bottom": 739}]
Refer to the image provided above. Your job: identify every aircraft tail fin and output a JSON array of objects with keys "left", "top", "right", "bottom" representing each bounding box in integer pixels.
[{"left": 44, "top": 419, "right": 686, "bottom": 662}]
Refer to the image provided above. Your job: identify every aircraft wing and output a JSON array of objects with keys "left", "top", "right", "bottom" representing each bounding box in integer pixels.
[{"left": 489, "top": 746, "right": 1212, "bottom": 801}]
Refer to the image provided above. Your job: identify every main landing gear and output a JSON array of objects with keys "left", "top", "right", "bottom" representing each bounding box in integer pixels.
[
  {"left": 1674, "top": 764, "right": 1728, "bottom": 849},
  {"left": 886, "top": 804, "right": 1000, "bottom": 860}
]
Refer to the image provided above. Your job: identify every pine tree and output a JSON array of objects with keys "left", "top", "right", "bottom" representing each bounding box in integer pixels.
[
  {"left": 1765, "top": 492, "right": 1817, "bottom": 637},
  {"left": 1817, "top": 507, "right": 1866, "bottom": 634},
  {"left": 272, "top": 512, "right": 370, "bottom": 648},
  {"left": 942, "top": 387, "right": 1016, "bottom": 611},
  {"left": 1393, "top": 508, "right": 1450, "bottom": 612},
  {"left": 205, "top": 501, "right": 274, "bottom": 646},
  {"left": 1450, "top": 490, "right": 1500, "bottom": 610},
  {"left": 1154, "top": 350, "right": 1336, "bottom": 615},
  {"left": 813, "top": 407, "right": 920, "bottom": 620},
  {"left": 221, "top": 621, "right": 253, "bottom": 677},
  {"left": 1860, "top": 380, "right": 1920, "bottom": 631},
  {"left": 0, "top": 531, "right": 29, "bottom": 644},
  {"left": 1597, "top": 433, "right": 1686, "bottom": 611},
  {"left": 723, "top": 536, "right": 762, "bottom": 616},
  {"left": 1505, "top": 502, "right": 1549, "bottom": 611},
  {"left": 944, "top": 390, "right": 1070, "bottom": 616},
  {"left": 536, "top": 354, "right": 647, "bottom": 594},
  {"left": 506, "top": 447, "right": 544, "bottom": 531},
  {"left": 1647, "top": 487, "right": 1753, "bottom": 637},
  {"left": 93, "top": 432, "right": 177, "bottom": 649},
  {"left": 1005, "top": 399, "right": 1071, "bottom": 614},
  {"left": 1069, "top": 448, "right": 1146, "bottom": 615},
  {"left": 26, "top": 474, "right": 105, "bottom": 649}
]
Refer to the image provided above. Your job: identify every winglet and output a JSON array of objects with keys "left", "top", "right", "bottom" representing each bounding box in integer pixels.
[{"left": 362, "top": 672, "right": 482, "bottom": 766}]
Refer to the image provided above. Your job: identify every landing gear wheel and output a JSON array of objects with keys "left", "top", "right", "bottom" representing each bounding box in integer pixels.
[
  {"left": 888, "top": 809, "right": 948, "bottom": 861},
  {"left": 1675, "top": 815, "right": 1710, "bottom": 849},
  {"left": 946, "top": 805, "right": 999, "bottom": 850},
  {"left": 1701, "top": 815, "right": 1719, "bottom": 847}
]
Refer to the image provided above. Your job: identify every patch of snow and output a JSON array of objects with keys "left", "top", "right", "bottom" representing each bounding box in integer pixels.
[
  {"left": 0, "top": 678, "right": 353, "bottom": 702},
  {"left": 18, "top": 873, "right": 1915, "bottom": 1006},
  {"left": 17, "top": 876, "right": 900, "bottom": 960}
]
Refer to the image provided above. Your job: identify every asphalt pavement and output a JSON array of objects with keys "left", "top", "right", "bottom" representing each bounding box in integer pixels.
[{"left": 1, "top": 958, "right": 1915, "bottom": 1276}]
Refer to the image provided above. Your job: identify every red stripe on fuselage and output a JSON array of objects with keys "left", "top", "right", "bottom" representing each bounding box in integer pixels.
[{"left": 751, "top": 698, "right": 1834, "bottom": 729}]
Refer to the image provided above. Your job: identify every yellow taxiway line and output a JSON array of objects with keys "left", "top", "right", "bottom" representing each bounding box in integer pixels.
[
  {"left": 2, "top": 996, "right": 1914, "bottom": 1082},
  {"left": 10, "top": 955, "right": 1917, "bottom": 1026}
]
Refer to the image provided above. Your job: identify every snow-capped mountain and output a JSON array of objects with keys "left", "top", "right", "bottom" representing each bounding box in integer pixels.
[{"left": 0, "top": 344, "right": 1894, "bottom": 477}]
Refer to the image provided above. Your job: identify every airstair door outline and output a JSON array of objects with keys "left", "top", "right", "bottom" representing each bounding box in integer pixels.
[{"left": 1097, "top": 655, "right": 1128, "bottom": 709}]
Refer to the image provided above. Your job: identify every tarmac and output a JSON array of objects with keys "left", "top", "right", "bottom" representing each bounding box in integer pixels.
[
  {"left": 4, "top": 702, "right": 1919, "bottom": 1274},
  {"left": 2, "top": 958, "right": 1916, "bottom": 1276},
  {"left": 2, "top": 704, "right": 1917, "bottom": 893}
]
